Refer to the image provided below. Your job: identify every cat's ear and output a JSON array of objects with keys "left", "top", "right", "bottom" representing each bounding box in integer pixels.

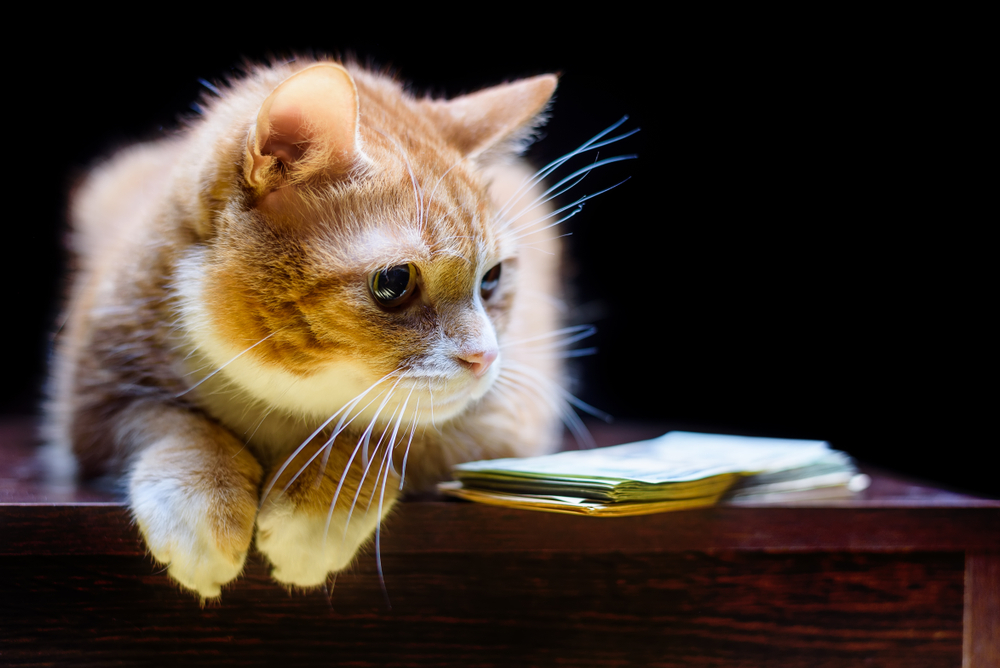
[
  {"left": 421, "top": 75, "right": 558, "bottom": 161},
  {"left": 245, "top": 63, "right": 364, "bottom": 192}
]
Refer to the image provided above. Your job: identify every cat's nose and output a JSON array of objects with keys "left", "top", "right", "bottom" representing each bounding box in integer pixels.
[{"left": 458, "top": 349, "right": 498, "bottom": 378}]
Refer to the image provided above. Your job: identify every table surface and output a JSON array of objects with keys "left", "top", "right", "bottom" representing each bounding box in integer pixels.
[
  {"left": 4, "top": 416, "right": 998, "bottom": 555},
  {"left": 3, "top": 417, "right": 998, "bottom": 668}
]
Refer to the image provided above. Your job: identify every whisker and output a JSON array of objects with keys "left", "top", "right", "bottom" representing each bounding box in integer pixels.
[
  {"left": 361, "top": 378, "right": 404, "bottom": 466},
  {"left": 375, "top": 447, "right": 393, "bottom": 609},
  {"left": 335, "top": 378, "right": 402, "bottom": 543},
  {"left": 320, "top": 420, "right": 371, "bottom": 545},
  {"left": 505, "top": 170, "right": 634, "bottom": 237},
  {"left": 486, "top": 379, "right": 522, "bottom": 418},
  {"left": 315, "top": 371, "right": 408, "bottom": 481},
  {"left": 501, "top": 364, "right": 603, "bottom": 448},
  {"left": 364, "top": 429, "right": 396, "bottom": 515},
  {"left": 197, "top": 78, "right": 223, "bottom": 97},
  {"left": 322, "top": 416, "right": 380, "bottom": 545},
  {"left": 323, "top": 573, "right": 337, "bottom": 608},
  {"left": 497, "top": 117, "right": 637, "bottom": 218},
  {"left": 244, "top": 382, "right": 295, "bottom": 445},
  {"left": 548, "top": 347, "right": 598, "bottom": 359},
  {"left": 508, "top": 209, "right": 583, "bottom": 243},
  {"left": 501, "top": 324, "right": 597, "bottom": 350},
  {"left": 176, "top": 329, "right": 282, "bottom": 398},
  {"left": 340, "top": 434, "right": 384, "bottom": 541},
  {"left": 506, "top": 361, "right": 612, "bottom": 423},
  {"left": 500, "top": 154, "right": 598, "bottom": 231},
  {"left": 259, "top": 372, "right": 396, "bottom": 507},
  {"left": 398, "top": 396, "right": 419, "bottom": 490},
  {"left": 386, "top": 385, "right": 416, "bottom": 477},
  {"left": 308, "top": 384, "right": 396, "bottom": 488},
  {"left": 428, "top": 387, "right": 436, "bottom": 429}
]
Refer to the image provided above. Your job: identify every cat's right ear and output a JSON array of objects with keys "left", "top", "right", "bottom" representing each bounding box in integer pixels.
[
  {"left": 244, "top": 63, "right": 365, "bottom": 195},
  {"left": 420, "top": 74, "right": 559, "bottom": 162}
]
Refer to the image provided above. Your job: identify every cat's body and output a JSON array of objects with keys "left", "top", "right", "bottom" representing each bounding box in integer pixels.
[{"left": 47, "top": 59, "right": 573, "bottom": 598}]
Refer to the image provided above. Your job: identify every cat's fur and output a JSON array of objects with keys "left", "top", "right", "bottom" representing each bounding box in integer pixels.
[{"left": 46, "top": 59, "right": 571, "bottom": 599}]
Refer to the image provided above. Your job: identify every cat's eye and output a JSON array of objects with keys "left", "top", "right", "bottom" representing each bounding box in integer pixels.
[
  {"left": 369, "top": 263, "right": 417, "bottom": 308},
  {"left": 480, "top": 263, "right": 502, "bottom": 300}
]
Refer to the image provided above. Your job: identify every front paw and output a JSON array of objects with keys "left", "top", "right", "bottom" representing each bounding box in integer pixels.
[
  {"left": 129, "top": 439, "right": 261, "bottom": 599},
  {"left": 256, "top": 494, "right": 389, "bottom": 588}
]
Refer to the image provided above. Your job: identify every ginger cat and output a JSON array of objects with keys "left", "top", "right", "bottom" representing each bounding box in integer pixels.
[{"left": 47, "top": 58, "right": 623, "bottom": 599}]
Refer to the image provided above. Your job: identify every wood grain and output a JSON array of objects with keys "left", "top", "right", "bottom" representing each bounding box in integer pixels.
[
  {"left": 964, "top": 552, "right": 999, "bottom": 668},
  {"left": 3, "top": 503, "right": 1000, "bottom": 557},
  {"left": 1, "top": 551, "right": 964, "bottom": 667},
  {"left": 3, "top": 418, "right": 997, "bottom": 666}
]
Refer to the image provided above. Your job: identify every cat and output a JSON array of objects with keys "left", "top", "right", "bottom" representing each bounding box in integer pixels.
[{"left": 46, "top": 57, "right": 631, "bottom": 599}]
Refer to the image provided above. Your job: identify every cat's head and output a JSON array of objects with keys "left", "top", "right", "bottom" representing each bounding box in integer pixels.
[{"left": 177, "top": 62, "right": 557, "bottom": 426}]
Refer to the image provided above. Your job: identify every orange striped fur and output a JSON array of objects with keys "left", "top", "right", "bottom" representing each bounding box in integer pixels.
[{"left": 46, "top": 59, "right": 569, "bottom": 599}]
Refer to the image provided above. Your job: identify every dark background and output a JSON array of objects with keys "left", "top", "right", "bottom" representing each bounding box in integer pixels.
[{"left": 6, "top": 13, "right": 990, "bottom": 494}]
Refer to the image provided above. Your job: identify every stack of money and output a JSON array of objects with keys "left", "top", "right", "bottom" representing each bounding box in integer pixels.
[{"left": 440, "top": 432, "right": 868, "bottom": 516}]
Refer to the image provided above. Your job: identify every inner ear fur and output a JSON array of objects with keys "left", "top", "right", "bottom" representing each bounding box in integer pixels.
[
  {"left": 420, "top": 74, "right": 558, "bottom": 161},
  {"left": 245, "top": 63, "right": 364, "bottom": 192}
]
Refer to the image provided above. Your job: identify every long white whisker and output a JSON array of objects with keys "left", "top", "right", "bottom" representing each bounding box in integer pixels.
[
  {"left": 500, "top": 154, "right": 598, "bottom": 231},
  {"left": 259, "top": 372, "right": 396, "bottom": 506},
  {"left": 310, "top": 386, "right": 394, "bottom": 489},
  {"left": 364, "top": 430, "right": 396, "bottom": 515},
  {"left": 509, "top": 207, "right": 584, "bottom": 242},
  {"left": 487, "top": 379, "right": 521, "bottom": 418},
  {"left": 245, "top": 397, "right": 283, "bottom": 445},
  {"left": 497, "top": 136, "right": 638, "bottom": 226},
  {"left": 340, "top": 430, "right": 386, "bottom": 540},
  {"left": 506, "top": 362, "right": 612, "bottom": 423},
  {"left": 375, "top": 445, "right": 393, "bottom": 609},
  {"left": 386, "top": 385, "right": 415, "bottom": 477},
  {"left": 398, "top": 397, "right": 419, "bottom": 490},
  {"left": 176, "top": 329, "right": 282, "bottom": 397},
  {"left": 316, "top": 375, "right": 400, "bottom": 482},
  {"left": 544, "top": 347, "right": 599, "bottom": 359},
  {"left": 321, "top": 405, "right": 384, "bottom": 546},
  {"left": 501, "top": 325, "right": 597, "bottom": 350},
  {"left": 497, "top": 117, "right": 636, "bottom": 218},
  {"left": 428, "top": 387, "right": 436, "bottom": 429},
  {"left": 505, "top": 167, "right": 635, "bottom": 235},
  {"left": 502, "top": 365, "right": 602, "bottom": 448},
  {"left": 335, "top": 378, "right": 402, "bottom": 542},
  {"left": 362, "top": 377, "right": 404, "bottom": 466}
]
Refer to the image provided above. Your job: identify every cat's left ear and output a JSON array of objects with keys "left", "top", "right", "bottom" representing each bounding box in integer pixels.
[
  {"left": 245, "top": 63, "right": 365, "bottom": 193},
  {"left": 421, "top": 75, "right": 558, "bottom": 162}
]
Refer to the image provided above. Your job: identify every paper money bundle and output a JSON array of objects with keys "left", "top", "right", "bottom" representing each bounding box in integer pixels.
[{"left": 440, "top": 432, "right": 868, "bottom": 516}]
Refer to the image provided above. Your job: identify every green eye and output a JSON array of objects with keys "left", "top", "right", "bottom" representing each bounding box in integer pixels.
[
  {"left": 480, "top": 263, "right": 501, "bottom": 300},
  {"left": 369, "top": 263, "right": 417, "bottom": 308}
]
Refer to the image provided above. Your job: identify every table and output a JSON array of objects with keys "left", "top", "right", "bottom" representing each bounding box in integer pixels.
[{"left": 2, "top": 419, "right": 997, "bottom": 667}]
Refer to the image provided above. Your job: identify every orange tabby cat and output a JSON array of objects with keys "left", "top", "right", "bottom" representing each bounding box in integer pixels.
[{"left": 47, "top": 58, "right": 621, "bottom": 599}]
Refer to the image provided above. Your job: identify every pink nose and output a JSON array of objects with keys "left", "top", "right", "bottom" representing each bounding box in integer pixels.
[{"left": 458, "top": 349, "right": 498, "bottom": 378}]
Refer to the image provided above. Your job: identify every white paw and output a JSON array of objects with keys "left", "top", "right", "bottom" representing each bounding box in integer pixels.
[
  {"left": 130, "top": 476, "right": 251, "bottom": 599},
  {"left": 256, "top": 495, "right": 390, "bottom": 588}
]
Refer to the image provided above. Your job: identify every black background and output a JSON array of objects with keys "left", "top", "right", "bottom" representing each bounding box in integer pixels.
[{"left": 6, "top": 12, "right": 991, "bottom": 494}]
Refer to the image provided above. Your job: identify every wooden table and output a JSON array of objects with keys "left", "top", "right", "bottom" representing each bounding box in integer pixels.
[{"left": 2, "top": 419, "right": 997, "bottom": 667}]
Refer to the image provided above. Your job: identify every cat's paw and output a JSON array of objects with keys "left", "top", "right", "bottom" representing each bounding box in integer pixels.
[
  {"left": 132, "top": 486, "right": 249, "bottom": 598},
  {"left": 256, "top": 494, "right": 389, "bottom": 588},
  {"left": 128, "top": 436, "right": 261, "bottom": 599}
]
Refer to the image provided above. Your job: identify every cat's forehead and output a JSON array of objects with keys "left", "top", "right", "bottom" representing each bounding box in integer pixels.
[
  {"left": 346, "top": 209, "right": 499, "bottom": 273},
  {"left": 316, "top": 166, "right": 506, "bottom": 271}
]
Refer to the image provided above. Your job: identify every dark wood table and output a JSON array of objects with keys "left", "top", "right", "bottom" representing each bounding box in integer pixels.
[{"left": 2, "top": 418, "right": 997, "bottom": 667}]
